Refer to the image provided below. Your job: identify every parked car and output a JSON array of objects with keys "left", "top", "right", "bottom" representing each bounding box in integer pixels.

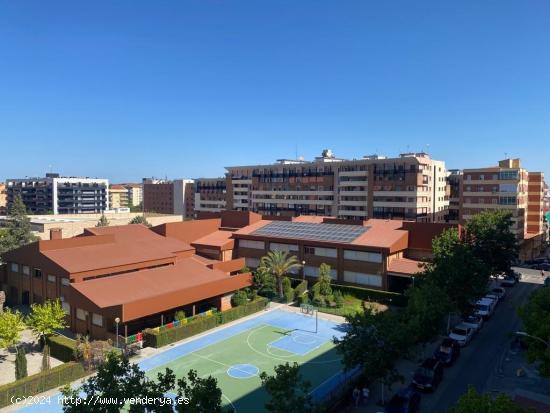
[
  {"left": 385, "top": 387, "right": 421, "bottom": 413},
  {"left": 484, "top": 293, "right": 500, "bottom": 305},
  {"left": 412, "top": 358, "right": 444, "bottom": 392},
  {"left": 541, "top": 263, "right": 550, "bottom": 271},
  {"left": 490, "top": 287, "right": 506, "bottom": 300},
  {"left": 508, "top": 269, "right": 522, "bottom": 280},
  {"left": 474, "top": 298, "right": 495, "bottom": 320},
  {"left": 449, "top": 323, "right": 474, "bottom": 346},
  {"left": 501, "top": 275, "right": 518, "bottom": 287},
  {"left": 462, "top": 314, "right": 483, "bottom": 333},
  {"left": 544, "top": 277, "right": 550, "bottom": 287},
  {"left": 433, "top": 338, "right": 461, "bottom": 366}
]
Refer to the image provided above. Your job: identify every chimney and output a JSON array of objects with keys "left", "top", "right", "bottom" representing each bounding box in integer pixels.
[{"left": 50, "top": 228, "right": 63, "bottom": 240}]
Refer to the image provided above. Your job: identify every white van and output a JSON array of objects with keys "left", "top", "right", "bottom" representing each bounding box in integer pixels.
[{"left": 474, "top": 298, "right": 495, "bottom": 320}]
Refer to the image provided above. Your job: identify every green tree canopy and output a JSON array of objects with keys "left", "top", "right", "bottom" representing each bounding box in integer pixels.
[
  {"left": 0, "top": 194, "right": 37, "bottom": 259},
  {"left": 26, "top": 299, "right": 68, "bottom": 341},
  {"left": 447, "top": 386, "right": 532, "bottom": 413},
  {"left": 518, "top": 286, "right": 550, "bottom": 376},
  {"left": 334, "top": 308, "right": 410, "bottom": 385},
  {"left": 423, "top": 228, "right": 489, "bottom": 314},
  {"left": 0, "top": 308, "right": 26, "bottom": 350},
  {"left": 313, "top": 263, "right": 333, "bottom": 297},
  {"left": 128, "top": 215, "right": 152, "bottom": 227},
  {"left": 465, "top": 210, "right": 518, "bottom": 275},
  {"left": 260, "top": 251, "right": 302, "bottom": 298},
  {"left": 175, "top": 369, "right": 224, "bottom": 413},
  {"left": 259, "top": 362, "right": 313, "bottom": 413}
]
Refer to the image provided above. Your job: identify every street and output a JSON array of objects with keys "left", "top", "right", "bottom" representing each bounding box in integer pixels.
[{"left": 418, "top": 268, "right": 543, "bottom": 413}]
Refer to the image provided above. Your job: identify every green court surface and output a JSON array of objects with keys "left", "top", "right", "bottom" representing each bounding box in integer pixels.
[{"left": 144, "top": 310, "right": 347, "bottom": 412}]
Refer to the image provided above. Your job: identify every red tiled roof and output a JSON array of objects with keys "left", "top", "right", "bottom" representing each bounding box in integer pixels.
[
  {"left": 387, "top": 258, "right": 425, "bottom": 275},
  {"left": 191, "top": 230, "right": 235, "bottom": 251}
]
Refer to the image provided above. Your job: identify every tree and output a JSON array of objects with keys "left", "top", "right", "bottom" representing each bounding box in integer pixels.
[
  {"left": 518, "top": 286, "right": 550, "bottom": 376},
  {"left": 252, "top": 265, "right": 276, "bottom": 297},
  {"left": 129, "top": 215, "right": 152, "bottom": 227},
  {"left": 96, "top": 214, "right": 109, "bottom": 227},
  {"left": 15, "top": 346, "right": 28, "bottom": 379},
  {"left": 0, "top": 308, "right": 26, "bottom": 380},
  {"left": 404, "top": 280, "right": 450, "bottom": 344},
  {"left": 465, "top": 210, "right": 518, "bottom": 276},
  {"left": 26, "top": 299, "right": 67, "bottom": 368},
  {"left": 447, "top": 385, "right": 531, "bottom": 413},
  {"left": 260, "top": 362, "right": 313, "bottom": 413},
  {"left": 0, "top": 194, "right": 37, "bottom": 259},
  {"left": 260, "top": 251, "right": 302, "bottom": 298},
  {"left": 334, "top": 308, "right": 410, "bottom": 387},
  {"left": 231, "top": 290, "right": 249, "bottom": 306},
  {"left": 62, "top": 352, "right": 177, "bottom": 412},
  {"left": 175, "top": 369, "right": 224, "bottom": 413},
  {"left": 312, "top": 263, "right": 333, "bottom": 298},
  {"left": 423, "top": 228, "right": 489, "bottom": 314}
]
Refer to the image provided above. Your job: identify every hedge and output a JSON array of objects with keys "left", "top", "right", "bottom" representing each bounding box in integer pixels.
[
  {"left": 0, "top": 362, "right": 86, "bottom": 408},
  {"left": 47, "top": 334, "right": 77, "bottom": 362},
  {"left": 331, "top": 283, "right": 408, "bottom": 307},
  {"left": 144, "top": 298, "right": 269, "bottom": 348}
]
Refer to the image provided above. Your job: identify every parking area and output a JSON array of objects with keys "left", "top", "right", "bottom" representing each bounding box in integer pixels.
[{"left": 351, "top": 267, "right": 547, "bottom": 413}]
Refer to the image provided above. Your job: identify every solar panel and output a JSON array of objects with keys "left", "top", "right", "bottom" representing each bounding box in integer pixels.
[{"left": 252, "top": 221, "right": 368, "bottom": 243}]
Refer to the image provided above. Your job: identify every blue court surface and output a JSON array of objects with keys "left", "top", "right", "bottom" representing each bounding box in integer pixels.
[{"left": 11, "top": 309, "right": 353, "bottom": 413}]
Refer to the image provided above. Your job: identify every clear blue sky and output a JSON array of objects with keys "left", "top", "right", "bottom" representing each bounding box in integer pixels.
[{"left": 1, "top": 0, "right": 549, "bottom": 182}]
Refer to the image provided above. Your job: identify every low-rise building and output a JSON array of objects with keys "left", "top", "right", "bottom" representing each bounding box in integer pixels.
[
  {"left": 109, "top": 184, "right": 129, "bottom": 209},
  {"left": 3, "top": 224, "right": 251, "bottom": 340}
]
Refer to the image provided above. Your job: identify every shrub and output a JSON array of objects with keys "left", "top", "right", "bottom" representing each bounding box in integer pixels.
[
  {"left": 282, "top": 277, "right": 292, "bottom": 291},
  {"left": 46, "top": 334, "right": 76, "bottom": 362},
  {"left": 15, "top": 347, "right": 27, "bottom": 380},
  {"left": 239, "top": 266, "right": 250, "bottom": 274},
  {"left": 175, "top": 310, "right": 186, "bottom": 321},
  {"left": 312, "top": 293, "right": 325, "bottom": 308},
  {"left": 298, "top": 294, "right": 309, "bottom": 305},
  {"left": 283, "top": 287, "right": 295, "bottom": 303},
  {"left": 294, "top": 280, "right": 308, "bottom": 297},
  {"left": 219, "top": 298, "right": 268, "bottom": 324},
  {"left": 231, "top": 290, "right": 249, "bottom": 307},
  {"left": 333, "top": 290, "right": 344, "bottom": 308},
  {"left": 0, "top": 362, "right": 87, "bottom": 409}
]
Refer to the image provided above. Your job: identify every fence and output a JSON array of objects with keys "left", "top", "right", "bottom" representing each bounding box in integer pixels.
[
  {"left": 0, "top": 362, "right": 87, "bottom": 409},
  {"left": 144, "top": 298, "right": 268, "bottom": 348}
]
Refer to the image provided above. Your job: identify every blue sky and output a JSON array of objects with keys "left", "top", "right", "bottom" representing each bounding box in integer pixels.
[{"left": 0, "top": 0, "right": 548, "bottom": 182}]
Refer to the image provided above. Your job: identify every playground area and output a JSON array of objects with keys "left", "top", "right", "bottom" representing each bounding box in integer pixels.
[{"left": 14, "top": 308, "right": 354, "bottom": 413}]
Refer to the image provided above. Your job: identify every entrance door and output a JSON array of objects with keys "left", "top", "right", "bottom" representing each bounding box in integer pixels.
[{"left": 22, "top": 291, "right": 30, "bottom": 305}]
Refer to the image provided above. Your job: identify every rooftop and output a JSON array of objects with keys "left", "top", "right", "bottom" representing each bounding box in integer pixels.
[{"left": 251, "top": 221, "right": 369, "bottom": 243}]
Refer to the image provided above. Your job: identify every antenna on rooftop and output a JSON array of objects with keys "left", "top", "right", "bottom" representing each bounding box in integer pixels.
[{"left": 504, "top": 152, "right": 508, "bottom": 159}]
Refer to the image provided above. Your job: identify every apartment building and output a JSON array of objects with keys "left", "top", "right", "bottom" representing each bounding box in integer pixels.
[
  {"left": 125, "top": 184, "right": 143, "bottom": 207},
  {"left": 194, "top": 178, "right": 227, "bottom": 215},
  {"left": 445, "top": 170, "right": 462, "bottom": 224},
  {"left": 0, "top": 183, "right": 6, "bottom": 215},
  {"left": 109, "top": 184, "right": 129, "bottom": 209},
  {"left": 223, "top": 150, "right": 449, "bottom": 223},
  {"left": 6, "top": 173, "right": 109, "bottom": 215},
  {"left": 2, "top": 224, "right": 251, "bottom": 340},
  {"left": 142, "top": 178, "right": 194, "bottom": 218},
  {"left": 460, "top": 159, "right": 546, "bottom": 259}
]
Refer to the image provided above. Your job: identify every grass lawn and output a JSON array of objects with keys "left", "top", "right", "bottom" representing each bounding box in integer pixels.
[{"left": 316, "top": 294, "right": 388, "bottom": 317}]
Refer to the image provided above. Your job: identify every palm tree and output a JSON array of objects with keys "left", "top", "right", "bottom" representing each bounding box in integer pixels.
[{"left": 260, "top": 251, "right": 302, "bottom": 298}]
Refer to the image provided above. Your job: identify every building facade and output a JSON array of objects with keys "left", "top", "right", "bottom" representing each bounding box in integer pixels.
[
  {"left": 0, "top": 183, "right": 6, "bottom": 215},
  {"left": 109, "top": 184, "right": 129, "bottom": 209},
  {"left": 194, "top": 178, "right": 227, "bottom": 215},
  {"left": 222, "top": 150, "right": 450, "bottom": 223},
  {"left": 6, "top": 173, "right": 109, "bottom": 215},
  {"left": 142, "top": 178, "right": 194, "bottom": 218},
  {"left": 125, "top": 184, "right": 143, "bottom": 208}
]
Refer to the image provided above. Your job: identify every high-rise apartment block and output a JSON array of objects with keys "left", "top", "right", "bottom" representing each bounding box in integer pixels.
[
  {"left": 222, "top": 150, "right": 449, "bottom": 222},
  {"left": 142, "top": 178, "right": 194, "bottom": 218},
  {"left": 109, "top": 184, "right": 129, "bottom": 209},
  {"left": 6, "top": 173, "right": 109, "bottom": 214},
  {"left": 194, "top": 178, "right": 227, "bottom": 214},
  {"left": 455, "top": 158, "right": 546, "bottom": 259}
]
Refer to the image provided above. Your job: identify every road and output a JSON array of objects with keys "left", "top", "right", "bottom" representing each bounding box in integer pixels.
[{"left": 418, "top": 268, "right": 544, "bottom": 413}]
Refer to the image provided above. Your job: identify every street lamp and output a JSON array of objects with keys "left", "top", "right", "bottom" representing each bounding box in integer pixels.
[
  {"left": 115, "top": 317, "right": 120, "bottom": 348},
  {"left": 301, "top": 260, "right": 306, "bottom": 280},
  {"left": 515, "top": 331, "right": 550, "bottom": 347}
]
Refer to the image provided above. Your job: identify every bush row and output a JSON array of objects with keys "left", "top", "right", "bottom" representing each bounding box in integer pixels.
[
  {"left": 0, "top": 362, "right": 86, "bottom": 408},
  {"left": 144, "top": 298, "right": 269, "bottom": 348},
  {"left": 47, "top": 334, "right": 77, "bottom": 362}
]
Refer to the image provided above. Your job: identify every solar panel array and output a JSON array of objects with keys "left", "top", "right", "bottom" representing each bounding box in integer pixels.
[{"left": 251, "top": 221, "right": 369, "bottom": 243}]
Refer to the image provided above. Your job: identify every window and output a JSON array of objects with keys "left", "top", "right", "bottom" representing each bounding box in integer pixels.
[
  {"left": 11, "top": 263, "right": 18, "bottom": 273},
  {"left": 62, "top": 302, "right": 71, "bottom": 314},
  {"left": 92, "top": 313, "right": 103, "bottom": 327},
  {"left": 239, "top": 240, "right": 265, "bottom": 250},
  {"left": 34, "top": 269, "right": 42, "bottom": 278},
  {"left": 304, "top": 266, "right": 337, "bottom": 279},
  {"left": 245, "top": 257, "right": 260, "bottom": 268},
  {"left": 22, "top": 266, "right": 30, "bottom": 276},
  {"left": 76, "top": 309, "right": 87, "bottom": 321},
  {"left": 269, "top": 242, "right": 299, "bottom": 252},
  {"left": 47, "top": 275, "right": 56, "bottom": 283},
  {"left": 305, "top": 246, "right": 337, "bottom": 258},
  {"left": 61, "top": 278, "right": 70, "bottom": 286},
  {"left": 343, "top": 250, "right": 382, "bottom": 263},
  {"left": 304, "top": 246, "right": 315, "bottom": 255},
  {"left": 343, "top": 271, "right": 383, "bottom": 287}
]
